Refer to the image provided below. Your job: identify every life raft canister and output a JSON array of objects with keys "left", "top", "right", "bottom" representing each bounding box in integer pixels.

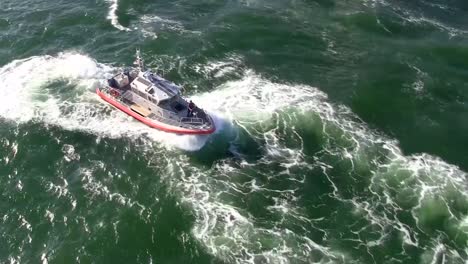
[{"left": 110, "top": 89, "right": 120, "bottom": 97}]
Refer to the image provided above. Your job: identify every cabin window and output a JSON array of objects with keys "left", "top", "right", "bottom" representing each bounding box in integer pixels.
[
  {"left": 173, "top": 102, "right": 185, "bottom": 111},
  {"left": 138, "top": 90, "right": 147, "bottom": 99}
]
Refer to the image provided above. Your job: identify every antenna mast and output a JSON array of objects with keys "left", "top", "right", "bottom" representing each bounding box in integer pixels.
[{"left": 134, "top": 49, "right": 144, "bottom": 71}]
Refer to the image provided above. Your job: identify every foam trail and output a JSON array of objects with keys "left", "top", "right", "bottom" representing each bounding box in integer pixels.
[
  {"left": 0, "top": 53, "right": 222, "bottom": 151},
  {"left": 106, "top": 0, "right": 130, "bottom": 31}
]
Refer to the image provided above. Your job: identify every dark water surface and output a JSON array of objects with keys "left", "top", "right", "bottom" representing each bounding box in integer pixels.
[{"left": 0, "top": 0, "right": 467, "bottom": 263}]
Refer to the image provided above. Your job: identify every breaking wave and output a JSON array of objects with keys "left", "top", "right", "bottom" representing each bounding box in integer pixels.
[
  {"left": 149, "top": 67, "right": 467, "bottom": 262},
  {"left": 105, "top": 0, "right": 130, "bottom": 31},
  {"left": 359, "top": 0, "right": 468, "bottom": 37}
]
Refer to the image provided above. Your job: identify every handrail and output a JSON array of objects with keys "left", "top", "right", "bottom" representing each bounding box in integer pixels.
[{"left": 180, "top": 117, "right": 204, "bottom": 124}]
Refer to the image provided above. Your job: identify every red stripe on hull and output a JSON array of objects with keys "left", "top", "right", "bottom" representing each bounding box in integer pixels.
[{"left": 96, "top": 88, "right": 216, "bottom": 135}]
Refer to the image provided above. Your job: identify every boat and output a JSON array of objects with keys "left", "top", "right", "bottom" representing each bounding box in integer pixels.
[{"left": 96, "top": 50, "right": 215, "bottom": 135}]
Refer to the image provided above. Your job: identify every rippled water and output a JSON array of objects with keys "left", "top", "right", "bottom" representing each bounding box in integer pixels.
[{"left": 0, "top": 0, "right": 467, "bottom": 263}]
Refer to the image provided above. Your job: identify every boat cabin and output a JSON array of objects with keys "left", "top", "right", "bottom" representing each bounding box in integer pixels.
[
  {"left": 126, "top": 71, "right": 187, "bottom": 115},
  {"left": 131, "top": 76, "right": 171, "bottom": 105}
]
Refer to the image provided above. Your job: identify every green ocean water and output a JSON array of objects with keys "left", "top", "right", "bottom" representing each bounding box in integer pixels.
[{"left": 0, "top": 0, "right": 467, "bottom": 263}]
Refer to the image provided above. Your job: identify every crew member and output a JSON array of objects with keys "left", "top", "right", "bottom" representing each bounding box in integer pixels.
[{"left": 187, "top": 100, "right": 195, "bottom": 117}]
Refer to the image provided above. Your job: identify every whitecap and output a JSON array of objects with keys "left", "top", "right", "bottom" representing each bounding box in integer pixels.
[{"left": 105, "top": 0, "right": 131, "bottom": 31}]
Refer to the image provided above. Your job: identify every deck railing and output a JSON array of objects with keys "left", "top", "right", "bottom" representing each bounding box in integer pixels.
[{"left": 180, "top": 117, "right": 204, "bottom": 125}]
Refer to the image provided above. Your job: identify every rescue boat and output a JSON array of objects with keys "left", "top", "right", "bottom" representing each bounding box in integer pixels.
[{"left": 96, "top": 50, "right": 215, "bottom": 135}]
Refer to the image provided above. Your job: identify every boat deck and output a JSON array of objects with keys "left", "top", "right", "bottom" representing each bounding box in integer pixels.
[
  {"left": 102, "top": 84, "right": 212, "bottom": 131},
  {"left": 130, "top": 104, "right": 151, "bottom": 117}
]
